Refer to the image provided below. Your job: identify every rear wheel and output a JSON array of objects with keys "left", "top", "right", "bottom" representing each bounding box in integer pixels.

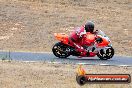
[
  {"left": 52, "top": 42, "right": 70, "bottom": 58},
  {"left": 97, "top": 46, "right": 114, "bottom": 60}
]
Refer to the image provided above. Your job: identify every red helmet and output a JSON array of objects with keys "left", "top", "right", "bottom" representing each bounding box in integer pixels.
[{"left": 85, "top": 21, "right": 94, "bottom": 33}]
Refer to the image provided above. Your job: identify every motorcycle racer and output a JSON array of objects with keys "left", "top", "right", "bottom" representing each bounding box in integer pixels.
[
  {"left": 53, "top": 21, "right": 114, "bottom": 59},
  {"left": 69, "top": 21, "right": 97, "bottom": 57}
]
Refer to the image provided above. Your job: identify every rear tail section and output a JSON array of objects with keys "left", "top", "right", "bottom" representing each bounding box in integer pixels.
[{"left": 54, "top": 33, "right": 69, "bottom": 44}]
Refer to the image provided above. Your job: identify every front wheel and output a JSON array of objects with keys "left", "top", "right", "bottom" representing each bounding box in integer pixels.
[
  {"left": 97, "top": 46, "right": 114, "bottom": 60},
  {"left": 52, "top": 42, "right": 70, "bottom": 58}
]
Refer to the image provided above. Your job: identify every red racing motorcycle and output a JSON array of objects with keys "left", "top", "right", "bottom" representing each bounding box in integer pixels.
[{"left": 52, "top": 30, "right": 114, "bottom": 60}]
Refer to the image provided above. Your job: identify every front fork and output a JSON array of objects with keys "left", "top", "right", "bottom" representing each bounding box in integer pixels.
[{"left": 91, "top": 41, "right": 112, "bottom": 52}]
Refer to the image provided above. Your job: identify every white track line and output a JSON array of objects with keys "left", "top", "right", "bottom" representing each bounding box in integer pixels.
[{"left": 20, "top": 61, "right": 132, "bottom": 67}]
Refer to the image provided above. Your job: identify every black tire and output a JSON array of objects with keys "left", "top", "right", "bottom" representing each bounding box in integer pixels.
[
  {"left": 52, "top": 42, "right": 70, "bottom": 58},
  {"left": 97, "top": 46, "right": 114, "bottom": 60},
  {"left": 76, "top": 75, "right": 87, "bottom": 86}
]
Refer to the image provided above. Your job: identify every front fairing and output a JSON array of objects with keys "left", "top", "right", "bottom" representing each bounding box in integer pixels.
[{"left": 97, "top": 30, "right": 112, "bottom": 46}]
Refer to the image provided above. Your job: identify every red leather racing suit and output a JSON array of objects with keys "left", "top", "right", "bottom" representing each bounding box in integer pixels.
[{"left": 69, "top": 26, "right": 92, "bottom": 56}]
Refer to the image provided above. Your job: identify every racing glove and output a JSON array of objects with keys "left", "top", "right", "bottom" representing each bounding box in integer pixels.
[{"left": 96, "top": 37, "right": 103, "bottom": 43}]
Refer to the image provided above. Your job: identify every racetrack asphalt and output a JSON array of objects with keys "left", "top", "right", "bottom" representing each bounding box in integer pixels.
[{"left": 0, "top": 51, "right": 132, "bottom": 66}]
